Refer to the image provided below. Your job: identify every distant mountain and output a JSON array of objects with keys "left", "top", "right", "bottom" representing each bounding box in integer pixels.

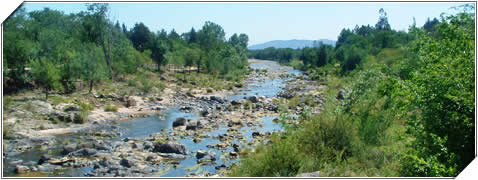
[{"left": 248, "top": 39, "right": 336, "bottom": 50}]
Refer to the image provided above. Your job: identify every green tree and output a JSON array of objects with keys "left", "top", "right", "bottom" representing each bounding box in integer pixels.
[
  {"left": 79, "top": 44, "right": 108, "bottom": 93},
  {"left": 29, "top": 58, "right": 61, "bottom": 100},
  {"left": 402, "top": 7, "right": 475, "bottom": 176},
  {"left": 198, "top": 21, "right": 226, "bottom": 53},
  {"left": 375, "top": 8, "right": 391, "bottom": 31},
  {"left": 130, "top": 22, "right": 153, "bottom": 52},
  {"left": 151, "top": 39, "right": 168, "bottom": 72},
  {"left": 83, "top": 3, "right": 114, "bottom": 79}
]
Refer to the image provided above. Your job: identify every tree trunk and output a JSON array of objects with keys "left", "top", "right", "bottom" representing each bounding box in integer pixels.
[
  {"left": 157, "top": 64, "right": 160, "bottom": 73},
  {"left": 89, "top": 80, "right": 94, "bottom": 94},
  {"left": 45, "top": 87, "right": 49, "bottom": 100},
  {"left": 101, "top": 38, "right": 113, "bottom": 81}
]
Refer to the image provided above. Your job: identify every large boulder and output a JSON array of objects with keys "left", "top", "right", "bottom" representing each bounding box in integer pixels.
[
  {"left": 186, "top": 120, "right": 204, "bottom": 130},
  {"left": 62, "top": 144, "right": 77, "bottom": 155},
  {"left": 231, "top": 100, "right": 242, "bottom": 105},
  {"left": 210, "top": 96, "right": 224, "bottom": 104},
  {"left": 15, "top": 165, "right": 29, "bottom": 174},
  {"left": 71, "top": 148, "right": 97, "bottom": 157},
  {"left": 196, "top": 150, "right": 216, "bottom": 163},
  {"left": 31, "top": 100, "right": 53, "bottom": 115},
  {"left": 152, "top": 143, "right": 187, "bottom": 155},
  {"left": 248, "top": 96, "right": 259, "bottom": 103},
  {"left": 172, "top": 117, "right": 187, "bottom": 127},
  {"left": 120, "top": 158, "right": 135, "bottom": 168}
]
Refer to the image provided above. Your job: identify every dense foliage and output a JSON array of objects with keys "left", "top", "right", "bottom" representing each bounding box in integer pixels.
[
  {"left": 233, "top": 6, "right": 475, "bottom": 177},
  {"left": 3, "top": 3, "right": 249, "bottom": 97}
]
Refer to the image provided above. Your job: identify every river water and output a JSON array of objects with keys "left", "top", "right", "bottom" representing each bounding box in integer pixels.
[{"left": 3, "top": 60, "right": 302, "bottom": 177}]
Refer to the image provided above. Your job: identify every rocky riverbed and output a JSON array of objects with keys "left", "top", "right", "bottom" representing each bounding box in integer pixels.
[{"left": 3, "top": 59, "right": 324, "bottom": 177}]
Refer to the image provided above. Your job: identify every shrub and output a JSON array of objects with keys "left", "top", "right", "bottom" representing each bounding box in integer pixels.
[
  {"left": 127, "top": 79, "right": 138, "bottom": 87},
  {"left": 104, "top": 104, "right": 118, "bottom": 112},
  {"left": 74, "top": 110, "right": 89, "bottom": 124},
  {"left": 230, "top": 135, "right": 302, "bottom": 177},
  {"left": 3, "top": 125, "right": 12, "bottom": 139},
  {"left": 78, "top": 101, "right": 94, "bottom": 111}
]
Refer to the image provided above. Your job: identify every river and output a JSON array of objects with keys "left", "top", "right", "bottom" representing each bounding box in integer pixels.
[{"left": 3, "top": 60, "right": 302, "bottom": 177}]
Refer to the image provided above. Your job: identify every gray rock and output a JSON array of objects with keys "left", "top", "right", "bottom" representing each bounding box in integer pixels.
[
  {"left": 64, "top": 105, "right": 80, "bottom": 112},
  {"left": 248, "top": 96, "right": 259, "bottom": 103},
  {"left": 50, "top": 111, "right": 74, "bottom": 122},
  {"left": 108, "top": 93, "right": 120, "bottom": 100},
  {"left": 143, "top": 141, "right": 153, "bottom": 150},
  {"left": 120, "top": 158, "right": 135, "bottom": 168},
  {"left": 62, "top": 144, "right": 77, "bottom": 155},
  {"left": 38, "top": 155, "right": 51, "bottom": 165},
  {"left": 71, "top": 148, "right": 97, "bottom": 156},
  {"left": 196, "top": 150, "right": 216, "bottom": 163},
  {"left": 146, "top": 154, "right": 159, "bottom": 162},
  {"left": 132, "top": 142, "right": 143, "bottom": 150},
  {"left": 152, "top": 143, "right": 187, "bottom": 155},
  {"left": 228, "top": 119, "right": 242, "bottom": 127},
  {"left": 186, "top": 92, "right": 195, "bottom": 97},
  {"left": 173, "top": 117, "right": 186, "bottom": 127},
  {"left": 179, "top": 106, "right": 193, "bottom": 112},
  {"left": 200, "top": 109, "right": 209, "bottom": 117},
  {"left": 231, "top": 100, "right": 242, "bottom": 105},
  {"left": 252, "top": 131, "right": 264, "bottom": 138},
  {"left": 210, "top": 96, "right": 224, "bottom": 104},
  {"left": 186, "top": 120, "right": 203, "bottom": 130},
  {"left": 15, "top": 165, "right": 29, "bottom": 174},
  {"left": 31, "top": 100, "right": 53, "bottom": 115},
  {"left": 158, "top": 153, "right": 187, "bottom": 159}
]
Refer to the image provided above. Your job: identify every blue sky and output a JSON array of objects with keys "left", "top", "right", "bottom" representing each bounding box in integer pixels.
[{"left": 21, "top": 2, "right": 470, "bottom": 45}]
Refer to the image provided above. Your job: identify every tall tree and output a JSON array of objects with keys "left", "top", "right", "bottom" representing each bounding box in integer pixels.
[
  {"left": 29, "top": 57, "right": 61, "bottom": 100},
  {"left": 375, "top": 8, "right": 391, "bottom": 31},
  {"left": 187, "top": 27, "right": 198, "bottom": 44},
  {"left": 84, "top": 3, "right": 113, "bottom": 80},
  {"left": 130, "top": 22, "right": 153, "bottom": 52},
  {"left": 168, "top": 29, "right": 180, "bottom": 40},
  {"left": 198, "top": 21, "right": 226, "bottom": 53}
]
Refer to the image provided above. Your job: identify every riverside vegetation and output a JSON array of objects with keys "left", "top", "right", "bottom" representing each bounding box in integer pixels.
[
  {"left": 234, "top": 6, "right": 475, "bottom": 177},
  {"left": 2, "top": 3, "right": 475, "bottom": 177}
]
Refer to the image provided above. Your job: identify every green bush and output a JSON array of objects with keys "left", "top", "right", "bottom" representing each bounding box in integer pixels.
[
  {"left": 230, "top": 135, "right": 302, "bottom": 177},
  {"left": 140, "top": 75, "right": 153, "bottom": 93},
  {"left": 104, "top": 104, "right": 118, "bottom": 112},
  {"left": 3, "top": 125, "right": 12, "bottom": 139},
  {"left": 399, "top": 9, "right": 475, "bottom": 176},
  {"left": 74, "top": 110, "right": 89, "bottom": 124}
]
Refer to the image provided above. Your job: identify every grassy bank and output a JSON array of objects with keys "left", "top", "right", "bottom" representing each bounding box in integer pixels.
[{"left": 229, "top": 61, "right": 411, "bottom": 176}]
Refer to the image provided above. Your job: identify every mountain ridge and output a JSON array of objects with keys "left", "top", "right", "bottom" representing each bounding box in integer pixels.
[{"left": 248, "top": 39, "right": 336, "bottom": 50}]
